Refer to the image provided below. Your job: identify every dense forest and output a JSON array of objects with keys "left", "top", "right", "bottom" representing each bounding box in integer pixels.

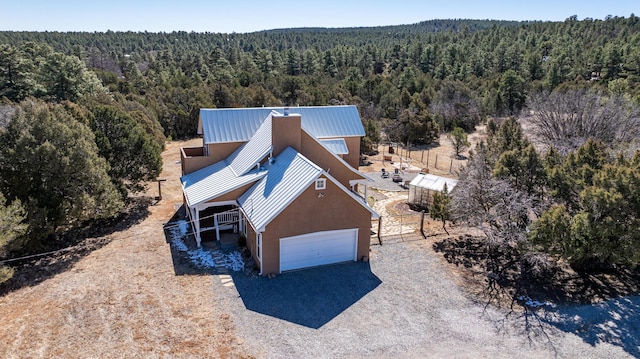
[{"left": 1, "top": 16, "right": 639, "bottom": 285}]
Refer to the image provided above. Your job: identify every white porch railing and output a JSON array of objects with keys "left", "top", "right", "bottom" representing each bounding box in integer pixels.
[{"left": 217, "top": 209, "right": 239, "bottom": 225}]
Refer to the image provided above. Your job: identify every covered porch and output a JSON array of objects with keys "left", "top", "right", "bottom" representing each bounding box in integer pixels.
[{"left": 186, "top": 200, "right": 245, "bottom": 247}]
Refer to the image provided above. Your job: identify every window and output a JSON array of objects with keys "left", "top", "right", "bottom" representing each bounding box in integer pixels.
[{"left": 315, "top": 178, "right": 327, "bottom": 190}]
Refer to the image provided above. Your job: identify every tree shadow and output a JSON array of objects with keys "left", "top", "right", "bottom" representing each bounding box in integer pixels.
[
  {"left": 231, "top": 261, "right": 382, "bottom": 329},
  {"left": 0, "top": 196, "right": 153, "bottom": 296},
  {"left": 433, "top": 234, "right": 640, "bottom": 357},
  {"left": 541, "top": 296, "right": 640, "bottom": 358},
  {"left": 163, "top": 205, "right": 244, "bottom": 276}
]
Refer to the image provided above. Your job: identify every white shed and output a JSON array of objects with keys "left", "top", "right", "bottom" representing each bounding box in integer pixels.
[{"left": 408, "top": 173, "right": 458, "bottom": 209}]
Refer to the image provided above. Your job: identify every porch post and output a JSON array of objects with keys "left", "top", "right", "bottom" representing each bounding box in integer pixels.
[
  {"left": 194, "top": 207, "right": 201, "bottom": 247},
  {"left": 238, "top": 210, "right": 243, "bottom": 234},
  {"left": 214, "top": 214, "right": 220, "bottom": 242},
  {"left": 364, "top": 184, "right": 369, "bottom": 204}
]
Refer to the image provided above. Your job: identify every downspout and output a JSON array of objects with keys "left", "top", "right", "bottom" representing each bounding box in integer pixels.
[{"left": 257, "top": 232, "right": 263, "bottom": 276}]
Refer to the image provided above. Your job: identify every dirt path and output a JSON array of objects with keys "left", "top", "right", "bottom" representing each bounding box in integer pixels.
[{"left": 0, "top": 139, "right": 247, "bottom": 358}]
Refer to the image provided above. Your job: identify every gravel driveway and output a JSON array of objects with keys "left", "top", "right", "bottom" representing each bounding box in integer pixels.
[{"left": 213, "top": 240, "right": 636, "bottom": 358}]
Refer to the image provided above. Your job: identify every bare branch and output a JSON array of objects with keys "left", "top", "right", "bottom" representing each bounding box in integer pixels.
[{"left": 525, "top": 89, "right": 640, "bottom": 154}]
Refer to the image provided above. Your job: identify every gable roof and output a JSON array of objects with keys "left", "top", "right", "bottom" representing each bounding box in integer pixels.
[
  {"left": 181, "top": 160, "right": 266, "bottom": 208},
  {"left": 227, "top": 112, "right": 273, "bottom": 176},
  {"left": 237, "top": 147, "right": 378, "bottom": 232},
  {"left": 237, "top": 147, "right": 322, "bottom": 232},
  {"left": 199, "top": 105, "right": 365, "bottom": 144}
]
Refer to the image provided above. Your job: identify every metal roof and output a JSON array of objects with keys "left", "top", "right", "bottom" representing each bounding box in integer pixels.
[
  {"left": 199, "top": 108, "right": 274, "bottom": 144},
  {"left": 319, "top": 138, "right": 349, "bottom": 155},
  {"left": 238, "top": 147, "right": 322, "bottom": 232},
  {"left": 181, "top": 160, "right": 266, "bottom": 208},
  {"left": 227, "top": 113, "right": 273, "bottom": 176},
  {"left": 408, "top": 173, "right": 458, "bottom": 192},
  {"left": 199, "top": 105, "right": 364, "bottom": 144}
]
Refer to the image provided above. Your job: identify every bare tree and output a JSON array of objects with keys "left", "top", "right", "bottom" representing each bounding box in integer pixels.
[
  {"left": 525, "top": 89, "right": 640, "bottom": 154},
  {"left": 451, "top": 149, "right": 539, "bottom": 248}
]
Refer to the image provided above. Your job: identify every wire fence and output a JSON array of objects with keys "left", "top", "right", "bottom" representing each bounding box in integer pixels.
[
  {"left": 371, "top": 143, "right": 468, "bottom": 176},
  {"left": 371, "top": 211, "right": 426, "bottom": 245}
]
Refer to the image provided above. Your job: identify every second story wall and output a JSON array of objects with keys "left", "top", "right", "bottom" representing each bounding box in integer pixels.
[
  {"left": 343, "top": 136, "right": 361, "bottom": 169},
  {"left": 300, "top": 131, "right": 365, "bottom": 189},
  {"left": 181, "top": 141, "right": 244, "bottom": 175}
]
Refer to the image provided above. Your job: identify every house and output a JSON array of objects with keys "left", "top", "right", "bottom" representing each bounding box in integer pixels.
[
  {"left": 180, "top": 106, "right": 379, "bottom": 275},
  {"left": 407, "top": 173, "right": 458, "bottom": 209}
]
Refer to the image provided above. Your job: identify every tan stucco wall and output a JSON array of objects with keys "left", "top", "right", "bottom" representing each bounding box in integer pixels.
[
  {"left": 207, "top": 142, "right": 244, "bottom": 164},
  {"left": 204, "top": 182, "right": 256, "bottom": 204},
  {"left": 342, "top": 136, "right": 361, "bottom": 169},
  {"left": 272, "top": 115, "right": 301, "bottom": 156},
  {"left": 257, "top": 175, "right": 372, "bottom": 275},
  {"left": 181, "top": 142, "right": 244, "bottom": 175},
  {"left": 181, "top": 147, "right": 213, "bottom": 175},
  {"left": 300, "top": 131, "right": 365, "bottom": 189},
  {"left": 245, "top": 221, "right": 258, "bottom": 270}
]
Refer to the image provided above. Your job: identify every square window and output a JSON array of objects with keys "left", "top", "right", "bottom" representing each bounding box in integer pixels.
[{"left": 315, "top": 178, "right": 327, "bottom": 190}]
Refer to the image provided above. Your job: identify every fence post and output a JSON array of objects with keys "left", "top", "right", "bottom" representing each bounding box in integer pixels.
[
  {"left": 435, "top": 155, "right": 438, "bottom": 169},
  {"left": 156, "top": 178, "right": 167, "bottom": 200},
  {"left": 427, "top": 150, "right": 430, "bottom": 168},
  {"left": 377, "top": 217, "right": 383, "bottom": 245},
  {"left": 449, "top": 158, "right": 453, "bottom": 173},
  {"left": 420, "top": 211, "right": 426, "bottom": 238}
]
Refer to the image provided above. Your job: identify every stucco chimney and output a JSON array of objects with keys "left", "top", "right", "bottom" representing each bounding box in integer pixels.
[{"left": 271, "top": 112, "right": 301, "bottom": 156}]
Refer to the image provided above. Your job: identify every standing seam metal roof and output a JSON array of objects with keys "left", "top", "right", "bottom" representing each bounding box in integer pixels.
[
  {"left": 227, "top": 113, "right": 273, "bottom": 176},
  {"left": 180, "top": 161, "right": 266, "bottom": 208},
  {"left": 319, "top": 138, "right": 349, "bottom": 155},
  {"left": 199, "top": 105, "right": 365, "bottom": 144},
  {"left": 237, "top": 147, "right": 322, "bottom": 232}
]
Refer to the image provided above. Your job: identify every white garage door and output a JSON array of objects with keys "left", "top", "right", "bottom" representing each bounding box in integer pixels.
[{"left": 280, "top": 228, "right": 358, "bottom": 272}]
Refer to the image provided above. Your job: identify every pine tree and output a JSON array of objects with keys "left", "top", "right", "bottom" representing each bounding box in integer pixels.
[{"left": 430, "top": 184, "right": 452, "bottom": 235}]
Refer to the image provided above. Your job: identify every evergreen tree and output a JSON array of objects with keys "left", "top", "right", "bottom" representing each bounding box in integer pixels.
[
  {"left": 430, "top": 183, "right": 452, "bottom": 235},
  {"left": 0, "top": 100, "right": 123, "bottom": 245},
  {"left": 448, "top": 127, "right": 470, "bottom": 158},
  {"left": 0, "top": 192, "right": 27, "bottom": 283},
  {"left": 90, "top": 105, "right": 163, "bottom": 195}
]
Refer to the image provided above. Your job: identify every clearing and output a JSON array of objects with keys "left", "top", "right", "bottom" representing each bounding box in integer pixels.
[{"left": 0, "top": 139, "right": 247, "bottom": 358}]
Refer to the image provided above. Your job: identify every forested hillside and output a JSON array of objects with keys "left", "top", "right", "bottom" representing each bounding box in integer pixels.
[{"left": 1, "top": 16, "right": 639, "bottom": 283}]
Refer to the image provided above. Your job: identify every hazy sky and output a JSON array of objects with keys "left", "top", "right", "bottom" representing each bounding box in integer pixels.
[{"left": 1, "top": 0, "right": 637, "bottom": 33}]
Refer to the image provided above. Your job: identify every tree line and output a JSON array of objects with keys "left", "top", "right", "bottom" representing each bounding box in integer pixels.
[
  {"left": 450, "top": 99, "right": 640, "bottom": 277},
  {"left": 0, "top": 16, "right": 639, "bottom": 281}
]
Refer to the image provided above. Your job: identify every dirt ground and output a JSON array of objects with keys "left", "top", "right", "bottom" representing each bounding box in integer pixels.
[
  {"left": 0, "top": 139, "right": 249, "bottom": 359},
  {"left": 360, "top": 126, "right": 485, "bottom": 178},
  {"left": 0, "top": 128, "right": 484, "bottom": 358}
]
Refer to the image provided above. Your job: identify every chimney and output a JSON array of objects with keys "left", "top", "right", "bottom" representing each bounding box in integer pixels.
[{"left": 271, "top": 112, "right": 301, "bottom": 156}]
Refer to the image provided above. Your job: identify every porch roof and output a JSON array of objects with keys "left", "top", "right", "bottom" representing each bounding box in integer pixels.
[{"left": 181, "top": 160, "right": 266, "bottom": 208}]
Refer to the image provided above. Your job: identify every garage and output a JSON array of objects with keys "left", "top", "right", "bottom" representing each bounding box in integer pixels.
[{"left": 280, "top": 228, "right": 358, "bottom": 272}]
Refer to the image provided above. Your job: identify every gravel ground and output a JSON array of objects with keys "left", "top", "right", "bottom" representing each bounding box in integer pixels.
[
  {"left": 213, "top": 239, "right": 636, "bottom": 358},
  {"left": 367, "top": 170, "right": 418, "bottom": 192}
]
